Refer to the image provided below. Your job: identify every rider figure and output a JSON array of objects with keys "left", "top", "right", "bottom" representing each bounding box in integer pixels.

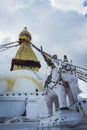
[
  {"left": 50, "top": 55, "right": 69, "bottom": 110},
  {"left": 42, "top": 53, "right": 69, "bottom": 110}
]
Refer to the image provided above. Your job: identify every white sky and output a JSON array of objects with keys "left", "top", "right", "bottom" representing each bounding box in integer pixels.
[{"left": 0, "top": 0, "right": 87, "bottom": 93}]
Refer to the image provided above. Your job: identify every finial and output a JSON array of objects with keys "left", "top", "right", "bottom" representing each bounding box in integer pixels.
[{"left": 24, "top": 26, "right": 28, "bottom": 31}]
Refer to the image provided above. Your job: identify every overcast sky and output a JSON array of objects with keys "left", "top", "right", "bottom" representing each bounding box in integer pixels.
[{"left": 0, "top": 0, "right": 87, "bottom": 92}]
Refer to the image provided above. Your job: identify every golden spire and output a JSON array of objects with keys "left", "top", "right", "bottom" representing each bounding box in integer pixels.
[
  {"left": 10, "top": 27, "right": 41, "bottom": 71},
  {"left": 19, "top": 26, "right": 32, "bottom": 43}
]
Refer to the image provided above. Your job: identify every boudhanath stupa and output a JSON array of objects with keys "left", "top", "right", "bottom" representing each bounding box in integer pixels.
[{"left": 0, "top": 27, "right": 87, "bottom": 130}]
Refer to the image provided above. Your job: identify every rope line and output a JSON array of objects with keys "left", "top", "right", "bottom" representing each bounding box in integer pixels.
[
  {"left": 76, "top": 70, "right": 87, "bottom": 77},
  {"left": 77, "top": 74, "right": 87, "bottom": 80},
  {"left": 0, "top": 41, "right": 19, "bottom": 52},
  {"left": 78, "top": 76, "right": 87, "bottom": 82},
  {"left": 0, "top": 41, "right": 18, "bottom": 47},
  {"left": 77, "top": 71, "right": 87, "bottom": 79},
  {"left": 76, "top": 66, "right": 87, "bottom": 71}
]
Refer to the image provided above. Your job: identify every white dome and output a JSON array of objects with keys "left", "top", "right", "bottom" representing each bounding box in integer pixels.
[{"left": 0, "top": 70, "right": 45, "bottom": 93}]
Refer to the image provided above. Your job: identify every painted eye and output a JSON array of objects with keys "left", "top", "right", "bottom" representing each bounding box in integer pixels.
[
  {"left": 83, "top": 100, "right": 86, "bottom": 103},
  {"left": 79, "top": 102, "right": 81, "bottom": 105}
]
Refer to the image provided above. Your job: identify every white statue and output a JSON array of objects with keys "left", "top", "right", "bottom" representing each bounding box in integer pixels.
[
  {"left": 43, "top": 53, "right": 81, "bottom": 113},
  {"left": 48, "top": 55, "right": 69, "bottom": 110}
]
